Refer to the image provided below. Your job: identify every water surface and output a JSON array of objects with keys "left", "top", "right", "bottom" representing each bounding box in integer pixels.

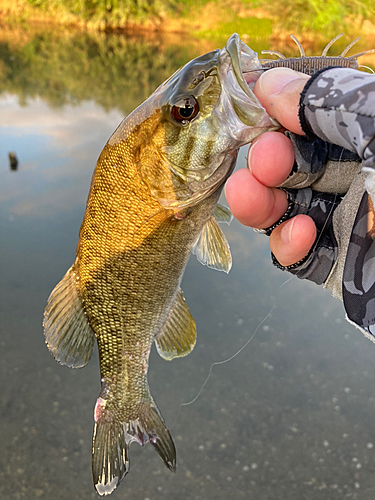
[{"left": 1, "top": 29, "right": 375, "bottom": 500}]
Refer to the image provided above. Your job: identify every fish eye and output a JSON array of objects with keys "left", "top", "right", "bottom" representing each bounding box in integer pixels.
[{"left": 171, "top": 96, "right": 199, "bottom": 124}]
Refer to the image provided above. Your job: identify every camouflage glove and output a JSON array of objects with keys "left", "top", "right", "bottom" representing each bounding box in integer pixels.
[{"left": 271, "top": 67, "right": 375, "bottom": 339}]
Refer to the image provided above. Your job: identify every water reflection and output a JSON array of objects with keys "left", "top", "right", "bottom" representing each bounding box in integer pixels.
[
  {"left": 0, "top": 30, "right": 203, "bottom": 113},
  {"left": 1, "top": 29, "right": 375, "bottom": 500}
]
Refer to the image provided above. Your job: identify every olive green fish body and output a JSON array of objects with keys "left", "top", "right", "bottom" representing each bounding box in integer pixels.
[
  {"left": 43, "top": 34, "right": 278, "bottom": 497},
  {"left": 79, "top": 153, "right": 225, "bottom": 415},
  {"left": 76, "top": 102, "right": 231, "bottom": 416}
]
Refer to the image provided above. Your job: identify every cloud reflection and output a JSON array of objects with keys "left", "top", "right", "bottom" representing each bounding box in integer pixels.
[{"left": 0, "top": 95, "right": 124, "bottom": 217}]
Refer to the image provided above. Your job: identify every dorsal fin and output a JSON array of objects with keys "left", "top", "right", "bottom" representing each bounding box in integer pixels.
[
  {"left": 155, "top": 289, "right": 196, "bottom": 360},
  {"left": 43, "top": 263, "right": 95, "bottom": 368},
  {"left": 192, "top": 216, "right": 232, "bottom": 273}
]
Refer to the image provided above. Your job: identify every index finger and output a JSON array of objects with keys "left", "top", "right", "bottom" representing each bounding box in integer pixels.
[{"left": 253, "top": 68, "right": 309, "bottom": 134}]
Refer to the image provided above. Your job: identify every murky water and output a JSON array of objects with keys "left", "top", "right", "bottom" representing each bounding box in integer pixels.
[{"left": 1, "top": 29, "right": 375, "bottom": 500}]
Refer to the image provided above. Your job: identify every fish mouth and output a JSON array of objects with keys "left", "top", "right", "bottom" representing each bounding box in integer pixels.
[
  {"left": 225, "top": 33, "right": 262, "bottom": 96},
  {"left": 221, "top": 33, "right": 278, "bottom": 129}
]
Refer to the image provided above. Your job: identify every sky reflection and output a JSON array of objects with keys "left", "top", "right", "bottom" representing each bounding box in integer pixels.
[
  {"left": 2, "top": 33, "right": 375, "bottom": 500},
  {"left": 0, "top": 95, "right": 123, "bottom": 218}
]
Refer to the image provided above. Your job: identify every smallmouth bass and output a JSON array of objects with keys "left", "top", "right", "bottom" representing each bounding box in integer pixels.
[{"left": 43, "top": 34, "right": 278, "bottom": 496}]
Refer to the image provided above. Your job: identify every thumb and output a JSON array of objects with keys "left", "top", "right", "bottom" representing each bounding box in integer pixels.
[{"left": 254, "top": 68, "right": 310, "bottom": 135}]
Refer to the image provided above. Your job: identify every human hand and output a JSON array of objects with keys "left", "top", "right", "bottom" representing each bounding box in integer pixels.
[{"left": 226, "top": 68, "right": 316, "bottom": 266}]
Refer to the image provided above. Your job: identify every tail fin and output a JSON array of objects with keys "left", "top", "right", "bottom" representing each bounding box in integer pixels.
[
  {"left": 137, "top": 403, "right": 176, "bottom": 473},
  {"left": 92, "top": 419, "right": 129, "bottom": 497},
  {"left": 92, "top": 397, "right": 176, "bottom": 496}
]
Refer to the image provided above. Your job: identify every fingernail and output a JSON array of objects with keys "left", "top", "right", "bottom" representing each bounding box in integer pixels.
[
  {"left": 247, "top": 141, "right": 259, "bottom": 173},
  {"left": 280, "top": 218, "right": 295, "bottom": 244},
  {"left": 258, "top": 68, "right": 302, "bottom": 96}
]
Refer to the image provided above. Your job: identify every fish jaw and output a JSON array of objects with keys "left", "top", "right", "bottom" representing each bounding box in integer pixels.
[
  {"left": 135, "top": 35, "right": 279, "bottom": 210},
  {"left": 216, "top": 33, "right": 280, "bottom": 146},
  {"left": 161, "top": 35, "right": 280, "bottom": 208}
]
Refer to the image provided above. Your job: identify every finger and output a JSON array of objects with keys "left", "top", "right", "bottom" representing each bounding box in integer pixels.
[
  {"left": 249, "top": 131, "right": 295, "bottom": 187},
  {"left": 269, "top": 214, "right": 317, "bottom": 267},
  {"left": 225, "top": 168, "right": 288, "bottom": 228},
  {"left": 254, "top": 68, "right": 310, "bottom": 134}
]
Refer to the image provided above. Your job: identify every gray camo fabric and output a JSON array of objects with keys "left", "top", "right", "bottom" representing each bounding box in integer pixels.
[{"left": 274, "top": 67, "right": 375, "bottom": 340}]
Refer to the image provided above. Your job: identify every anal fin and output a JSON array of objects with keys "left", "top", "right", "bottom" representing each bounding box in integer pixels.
[
  {"left": 43, "top": 263, "right": 95, "bottom": 368},
  {"left": 155, "top": 289, "right": 196, "bottom": 360}
]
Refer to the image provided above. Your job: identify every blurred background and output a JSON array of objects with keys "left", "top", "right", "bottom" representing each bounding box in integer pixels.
[{"left": 1, "top": 2, "right": 375, "bottom": 499}]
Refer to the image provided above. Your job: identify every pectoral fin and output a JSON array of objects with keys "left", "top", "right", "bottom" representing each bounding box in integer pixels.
[
  {"left": 192, "top": 216, "right": 232, "bottom": 273},
  {"left": 155, "top": 289, "right": 196, "bottom": 360},
  {"left": 213, "top": 203, "right": 232, "bottom": 224},
  {"left": 43, "top": 263, "right": 95, "bottom": 368}
]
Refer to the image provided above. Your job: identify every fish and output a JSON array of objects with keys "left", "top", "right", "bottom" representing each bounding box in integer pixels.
[{"left": 43, "top": 33, "right": 279, "bottom": 496}]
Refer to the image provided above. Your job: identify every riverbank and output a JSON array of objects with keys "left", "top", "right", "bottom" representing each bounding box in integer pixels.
[
  {"left": 0, "top": 15, "right": 374, "bottom": 111},
  {"left": 1, "top": 0, "right": 374, "bottom": 42}
]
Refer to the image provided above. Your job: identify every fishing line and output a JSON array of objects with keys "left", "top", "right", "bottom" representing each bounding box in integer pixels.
[
  {"left": 177, "top": 262, "right": 304, "bottom": 413},
  {"left": 180, "top": 303, "right": 276, "bottom": 408},
  {"left": 168, "top": 302, "right": 276, "bottom": 431},
  {"left": 172, "top": 142, "right": 346, "bottom": 430},
  {"left": 278, "top": 275, "right": 294, "bottom": 288},
  {"left": 169, "top": 268, "right": 298, "bottom": 432},
  {"left": 170, "top": 193, "right": 338, "bottom": 429}
]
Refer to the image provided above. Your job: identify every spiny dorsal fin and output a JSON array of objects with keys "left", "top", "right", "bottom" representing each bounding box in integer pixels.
[
  {"left": 192, "top": 216, "right": 232, "bottom": 273},
  {"left": 214, "top": 203, "right": 232, "bottom": 224},
  {"left": 155, "top": 289, "right": 196, "bottom": 360},
  {"left": 43, "top": 263, "right": 95, "bottom": 368}
]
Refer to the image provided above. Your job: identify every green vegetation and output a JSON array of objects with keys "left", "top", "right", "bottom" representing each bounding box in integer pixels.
[
  {"left": 259, "top": 0, "right": 375, "bottom": 34},
  {"left": 0, "top": 26, "right": 372, "bottom": 115},
  {"left": 25, "top": 0, "right": 168, "bottom": 28},
  {"left": 0, "top": 0, "right": 373, "bottom": 116},
  {"left": 196, "top": 17, "right": 273, "bottom": 42},
  {"left": 0, "top": 31, "right": 198, "bottom": 112},
  {"left": 0, "top": 0, "right": 373, "bottom": 36}
]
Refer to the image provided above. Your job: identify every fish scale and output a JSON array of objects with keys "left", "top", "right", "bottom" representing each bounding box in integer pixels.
[{"left": 43, "top": 33, "right": 374, "bottom": 496}]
